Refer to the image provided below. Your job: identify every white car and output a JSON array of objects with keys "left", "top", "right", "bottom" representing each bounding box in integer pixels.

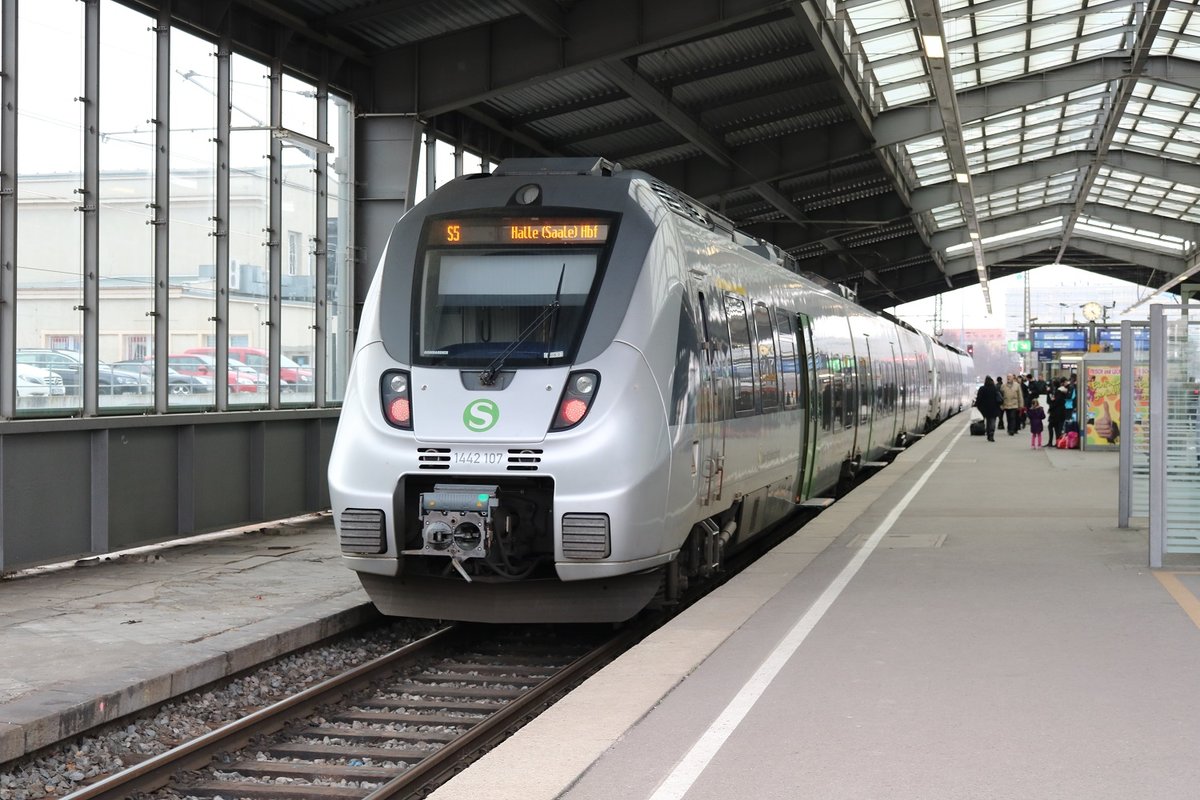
[{"left": 17, "top": 363, "right": 66, "bottom": 397}]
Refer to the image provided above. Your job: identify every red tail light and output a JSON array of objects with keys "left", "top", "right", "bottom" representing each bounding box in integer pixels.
[
  {"left": 381, "top": 370, "right": 413, "bottom": 430},
  {"left": 550, "top": 371, "right": 600, "bottom": 431}
]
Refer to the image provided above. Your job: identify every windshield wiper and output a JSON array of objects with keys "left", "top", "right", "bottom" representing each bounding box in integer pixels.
[{"left": 478, "top": 264, "right": 565, "bottom": 386}]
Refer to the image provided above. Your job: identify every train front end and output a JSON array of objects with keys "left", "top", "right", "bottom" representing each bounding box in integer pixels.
[{"left": 329, "top": 160, "right": 676, "bottom": 623}]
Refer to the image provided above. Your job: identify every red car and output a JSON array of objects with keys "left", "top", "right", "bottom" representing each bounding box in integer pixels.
[
  {"left": 153, "top": 354, "right": 264, "bottom": 393},
  {"left": 185, "top": 346, "right": 313, "bottom": 390}
]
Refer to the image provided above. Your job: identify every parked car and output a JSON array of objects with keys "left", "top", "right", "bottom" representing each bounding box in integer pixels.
[
  {"left": 184, "top": 346, "right": 312, "bottom": 391},
  {"left": 17, "top": 349, "right": 142, "bottom": 394},
  {"left": 16, "top": 363, "right": 66, "bottom": 397},
  {"left": 157, "top": 354, "right": 263, "bottom": 393},
  {"left": 111, "top": 361, "right": 215, "bottom": 395},
  {"left": 17, "top": 364, "right": 51, "bottom": 398}
]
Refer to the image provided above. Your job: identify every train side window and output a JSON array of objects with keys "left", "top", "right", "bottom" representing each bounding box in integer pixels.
[
  {"left": 753, "top": 303, "right": 778, "bottom": 411},
  {"left": 776, "top": 311, "right": 798, "bottom": 409},
  {"left": 724, "top": 294, "right": 756, "bottom": 415}
]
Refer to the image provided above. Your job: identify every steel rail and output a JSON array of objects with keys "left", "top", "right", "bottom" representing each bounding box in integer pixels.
[
  {"left": 61, "top": 625, "right": 459, "bottom": 800},
  {"left": 361, "top": 622, "right": 649, "bottom": 800}
]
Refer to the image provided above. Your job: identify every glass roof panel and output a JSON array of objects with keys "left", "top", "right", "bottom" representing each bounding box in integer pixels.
[
  {"left": 1081, "top": 6, "right": 1134, "bottom": 38},
  {"left": 1162, "top": 141, "right": 1200, "bottom": 160},
  {"left": 962, "top": 1, "right": 1027, "bottom": 37},
  {"left": 874, "top": 56, "right": 928, "bottom": 84},
  {"left": 859, "top": 30, "right": 919, "bottom": 64},
  {"left": 882, "top": 83, "right": 933, "bottom": 107},
  {"left": 979, "top": 60, "right": 1028, "bottom": 86},
  {"left": 1030, "top": 19, "right": 1086, "bottom": 50},
  {"left": 1030, "top": 0, "right": 1082, "bottom": 18},
  {"left": 851, "top": 0, "right": 1199, "bottom": 266},
  {"left": 1020, "top": 48, "right": 1081, "bottom": 76},
  {"left": 986, "top": 31, "right": 1034, "bottom": 55},
  {"left": 844, "top": 0, "right": 910, "bottom": 36}
]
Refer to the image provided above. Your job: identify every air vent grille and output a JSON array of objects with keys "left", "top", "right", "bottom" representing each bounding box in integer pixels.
[
  {"left": 561, "top": 514, "right": 610, "bottom": 559},
  {"left": 649, "top": 180, "right": 710, "bottom": 229},
  {"left": 507, "top": 449, "right": 543, "bottom": 471},
  {"left": 418, "top": 448, "right": 451, "bottom": 469},
  {"left": 339, "top": 508, "right": 385, "bottom": 554}
]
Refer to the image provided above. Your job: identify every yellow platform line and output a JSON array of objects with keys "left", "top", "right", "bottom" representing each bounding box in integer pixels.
[{"left": 1154, "top": 571, "right": 1200, "bottom": 630}]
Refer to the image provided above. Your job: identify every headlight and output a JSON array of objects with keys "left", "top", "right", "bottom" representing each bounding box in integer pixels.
[
  {"left": 550, "top": 370, "right": 601, "bottom": 431},
  {"left": 381, "top": 369, "right": 413, "bottom": 430}
]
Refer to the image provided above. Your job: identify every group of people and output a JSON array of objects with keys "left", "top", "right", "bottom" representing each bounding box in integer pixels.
[{"left": 973, "top": 372, "right": 1077, "bottom": 447}]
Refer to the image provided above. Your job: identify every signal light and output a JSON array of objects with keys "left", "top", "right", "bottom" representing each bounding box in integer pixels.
[
  {"left": 550, "top": 370, "right": 600, "bottom": 431},
  {"left": 381, "top": 369, "right": 414, "bottom": 430},
  {"left": 560, "top": 398, "right": 589, "bottom": 425}
]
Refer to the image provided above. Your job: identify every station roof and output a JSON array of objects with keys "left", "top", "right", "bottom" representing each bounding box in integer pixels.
[{"left": 153, "top": 0, "right": 1199, "bottom": 311}]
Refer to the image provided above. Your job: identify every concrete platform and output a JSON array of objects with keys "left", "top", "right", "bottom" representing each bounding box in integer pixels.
[
  {"left": 429, "top": 419, "right": 1200, "bottom": 800},
  {"left": 0, "top": 516, "right": 372, "bottom": 763}
]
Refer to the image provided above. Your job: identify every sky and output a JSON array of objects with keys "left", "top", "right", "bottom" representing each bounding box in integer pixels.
[{"left": 889, "top": 263, "right": 1178, "bottom": 338}]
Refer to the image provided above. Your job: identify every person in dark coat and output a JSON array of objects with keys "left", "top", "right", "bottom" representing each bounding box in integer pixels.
[
  {"left": 1027, "top": 397, "right": 1046, "bottom": 448},
  {"left": 1047, "top": 377, "right": 1068, "bottom": 446},
  {"left": 995, "top": 375, "right": 1007, "bottom": 432},
  {"left": 974, "top": 376, "right": 1002, "bottom": 442}
]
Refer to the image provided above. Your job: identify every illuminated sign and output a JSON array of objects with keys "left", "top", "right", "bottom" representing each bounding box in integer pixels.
[
  {"left": 435, "top": 218, "right": 610, "bottom": 246},
  {"left": 1096, "top": 327, "right": 1149, "bottom": 351},
  {"left": 1031, "top": 328, "right": 1087, "bottom": 351}
]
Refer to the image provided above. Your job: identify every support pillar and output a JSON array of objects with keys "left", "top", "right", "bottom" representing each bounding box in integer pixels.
[{"left": 355, "top": 115, "right": 423, "bottom": 330}]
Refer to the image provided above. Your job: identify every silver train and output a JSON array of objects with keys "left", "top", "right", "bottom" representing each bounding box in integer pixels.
[{"left": 328, "top": 157, "right": 972, "bottom": 623}]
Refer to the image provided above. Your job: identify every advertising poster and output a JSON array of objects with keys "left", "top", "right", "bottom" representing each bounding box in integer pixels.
[{"left": 1085, "top": 364, "right": 1121, "bottom": 449}]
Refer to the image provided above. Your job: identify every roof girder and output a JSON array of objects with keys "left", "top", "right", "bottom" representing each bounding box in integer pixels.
[
  {"left": 1053, "top": 0, "right": 1175, "bottom": 265},
  {"left": 874, "top": 56, "right": 1200, "bottom": 148},
  {"left": 944, "top": 235, "right": 1183, "bottom": 277},
  {"left": 911, "top": 150, "right": 1200, "bottom": 214},
  {"left": 930, "top": 203, "right": 1197, "bottom": 251}
]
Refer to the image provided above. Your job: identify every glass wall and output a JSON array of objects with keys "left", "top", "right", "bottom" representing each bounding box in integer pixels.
[
  {"left": 326, "top": 92, "right": 353, "bottom": 404},
  {"left": 6, "top": 2, "right": 352, "bottom": 419},
  {"left": 99, "top": 0, "right": 156, "bottom": 409},
  {"left": 15, "top": 0, "right": 84, "bottom": 413},
  {"left": 280, "top": 74, "right": 317, "bottom": 404},
  {"left": 1158, "top": 309, "right": 1200, "bottom": 555},
  {"left": 412, "top": 134, "right": 492, "bottom": 206},
  {"left": 228, "top": 52, "right": 271, "bottom": 406},
  {"left": 168, "top": 28, "right": 217, "bottom": 409}
]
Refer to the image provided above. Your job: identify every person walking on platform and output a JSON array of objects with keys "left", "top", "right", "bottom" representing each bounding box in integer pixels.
[
  {"left": 1018, "top": 375, "right": 1032, "bottom": 430},
  {"left": 1001, "top": 374, "right": 1023, "bottom": 435},
  {"left": 1027, "top": 397, "right": 1046, "bottom": 448},
  {"left": 975, "top": 376, "right": 1002, "bottom": 442},
  {"left": 995, "top": 375, "right": 1007, "bottom": 432}
]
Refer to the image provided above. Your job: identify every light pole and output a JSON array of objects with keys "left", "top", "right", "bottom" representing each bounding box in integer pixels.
[{"left": 1025, "top": 317, "right": 1038, "bottom": 374}]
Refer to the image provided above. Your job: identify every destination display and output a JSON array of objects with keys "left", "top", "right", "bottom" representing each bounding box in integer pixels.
[
  {"left": 1031, "top": 328, "right": 1087, "bottom": 351},
  {"left": 435, "top": 218, "right": 610, "bottom": 246},
  {"left": 1096, "top": 327, "right": 1150, "bottom": 351}
]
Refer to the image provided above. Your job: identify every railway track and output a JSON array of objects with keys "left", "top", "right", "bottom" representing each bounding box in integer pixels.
[{"left": 64, "top": 623, "right": 642, "bottom": 800}]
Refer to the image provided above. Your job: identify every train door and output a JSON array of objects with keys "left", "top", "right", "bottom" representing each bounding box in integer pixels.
[
  {"left": 859, "top": 331, "right": 875, "bottom": 455},
  {"left": 695, "top": 290, "right": 728, "bottom": 506},
  {"left": 845, "top": 318, "right": 861, "bottom": 457},
  {"left": 886, "top": 342, "right": 900, "bottom": 446},
  {"left": 794, "top": 312, "right": 817, "bottom": 499}
]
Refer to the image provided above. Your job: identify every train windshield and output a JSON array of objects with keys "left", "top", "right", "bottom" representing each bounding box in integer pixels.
[{"left": 415, "top": 248, "right": 602, "bottom": 368}]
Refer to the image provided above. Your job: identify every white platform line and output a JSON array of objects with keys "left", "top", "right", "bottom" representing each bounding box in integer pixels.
[{"left": 648, "top": 428, "right": 966, "bottom": 800}]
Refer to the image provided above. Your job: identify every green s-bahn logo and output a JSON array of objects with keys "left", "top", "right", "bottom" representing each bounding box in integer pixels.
[{"left": 463, "top": 399, "right": 500, "bottom": 432}]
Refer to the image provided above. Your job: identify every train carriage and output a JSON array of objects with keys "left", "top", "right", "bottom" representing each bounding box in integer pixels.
[{"left": 329, "top": 157, "right": 972, "bottom": 623}]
